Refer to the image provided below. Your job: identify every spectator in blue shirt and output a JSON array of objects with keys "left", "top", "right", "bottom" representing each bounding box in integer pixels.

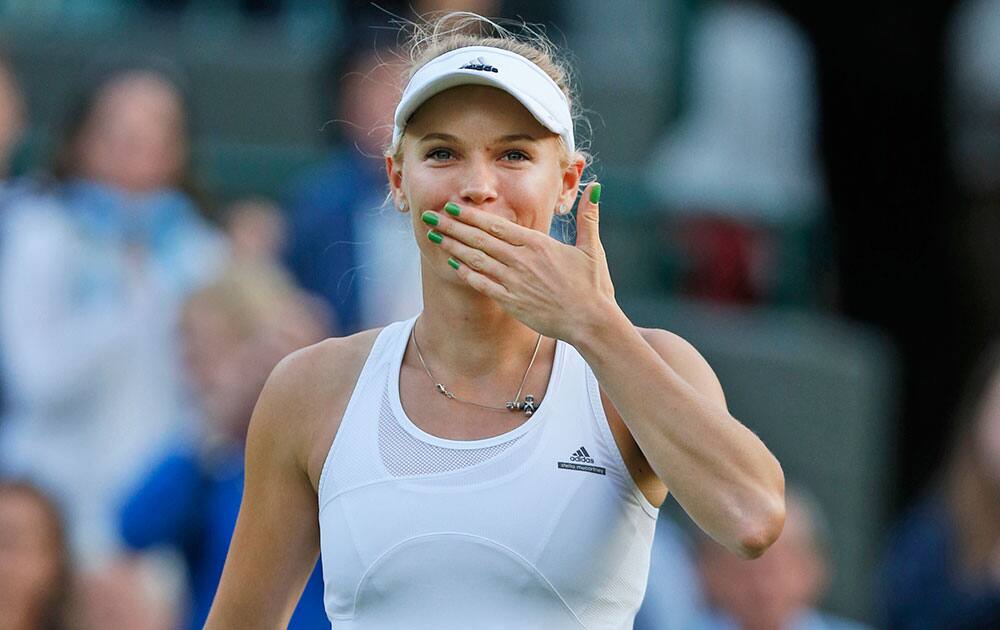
[
  {"left": 882, "top": 341, "right": 1000, "bottom": 629},
  {"left": 0, "top": 61, "right": 228, "bottom": 569},
  {"left": 283, "top": 43, "right": 422, "bottom": 334},
  {"left": 120, "top": 263, "right": 329, "bottom": 630}
]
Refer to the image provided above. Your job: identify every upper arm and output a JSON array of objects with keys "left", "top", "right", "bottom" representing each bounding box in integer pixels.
[
  {"left": 638, "top": 327, "right": 728, "bottom": 410},
  {"left": 204, "top": 343, "right": 334, "bottom": 629},
  {"left": 599, "top": 328, "right": 728, "bottom": 508}
]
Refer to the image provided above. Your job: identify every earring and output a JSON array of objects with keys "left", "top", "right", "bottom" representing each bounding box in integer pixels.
[
  {"left": 398, "top": 200, "right": 408, "bottom": 213},
  {"left": 556, "top": 203, "right": 569, "bottom": 215}
]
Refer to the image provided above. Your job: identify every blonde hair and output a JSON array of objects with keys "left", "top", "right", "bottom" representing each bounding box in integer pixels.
[
  {"left": 386, "top": 12, "right": 590, "bottom": 168},
  {"left": 183, "top": 262, "right": 302, "bottom": 342}
]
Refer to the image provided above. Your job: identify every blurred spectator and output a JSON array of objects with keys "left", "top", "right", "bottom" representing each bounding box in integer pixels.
[
  {"left": 0, "top": 51, "right": 25, "bottom": 185},
  {"left": 143, "top": 0, "right": 286, "bottom": 19},
  {"left": 222, "top": 196, "right": 288, "bottom": 262},
  {"left": 71, "top": 553, "right": 179, "bottom": 630},
  {"left": 947, "top": 0, "right": 1000, "bottom": 363},
  {"left": 695, "top": 488, "right": 869, "bottom": 630},
  {"left": 634, "top": 513, "right": 706, "bottom": 629},
  {"left": 882, "top": 341, "right": 1000, "bottom": 628},
  {"left": 0, "top": 479, "right": 73, "bottom": 630},
  {"left": 120, "top": 263, "right": 328, "bottom": 630},
  {"left": 948, "top": 0, "right": 1000, "bottom": 198},
  {"left": 283, "top": 44, "right": 422, "bottom": 333},
  {"left": 0, "top": 62, "right": 228, "bottom": 569},
  {"left": 220, "top": 196, "right": 332, "bottom": 336},
  {"left": 644, "top": 0, "right": 827, "bottom": 306},
  {"left": 0, "top": 52, "right": 27, "bottom": 424}
]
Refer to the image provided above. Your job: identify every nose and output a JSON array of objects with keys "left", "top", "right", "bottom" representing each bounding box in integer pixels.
[{"left": 459, "top": 156, "right": 498, "bottom": 207}]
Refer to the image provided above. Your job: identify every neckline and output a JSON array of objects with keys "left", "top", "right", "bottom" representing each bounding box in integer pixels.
[{"left": 389, "top": 315, "right": 565, "bottom": 450}]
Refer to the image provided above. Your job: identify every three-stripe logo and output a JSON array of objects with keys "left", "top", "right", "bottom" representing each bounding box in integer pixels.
[{"left": 558, "top": 446, "right": 606, "bottom": 475}]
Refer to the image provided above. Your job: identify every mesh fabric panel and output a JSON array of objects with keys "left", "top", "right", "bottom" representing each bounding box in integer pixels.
[
  {"left": 378, "top": 387, "right": 522, "bottom": 477},
  {"left": 577, "top": 520, "right": 653, "bottom": 629}
]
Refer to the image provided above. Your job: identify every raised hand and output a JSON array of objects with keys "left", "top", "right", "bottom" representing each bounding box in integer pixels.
[{"left": 420, "top": 182, "right": 617, "bottom": 345}]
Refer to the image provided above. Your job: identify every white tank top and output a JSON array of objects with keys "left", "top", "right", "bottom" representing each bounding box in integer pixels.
[{"left": 317, "top": 316, "right": 659, "bottom": 629}]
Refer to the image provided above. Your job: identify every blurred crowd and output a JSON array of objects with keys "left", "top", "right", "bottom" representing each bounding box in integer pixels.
[{"left": 0, "top": 0, "right": 998, "bottom": 628}]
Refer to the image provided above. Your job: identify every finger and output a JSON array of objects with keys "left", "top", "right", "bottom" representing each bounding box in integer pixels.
[
  {"left": 449, "top": 256, "right": 512, "bottom": 302},
  {"left": 421, "top": 209, "right": 519, "bottom": 265},
  {"left": 444, "top": 201, "right": 541, "bottom": 247},
  {"left": 427, "top": 228, "right": 509, "bottom": 281},
  {"left": 575, "top": 182, "right": 602, "bottom": 254}
]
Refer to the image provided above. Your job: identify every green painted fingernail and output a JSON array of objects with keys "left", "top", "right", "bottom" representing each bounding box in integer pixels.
[
  {"left": 427, "top": 230, "right": 443, "bottom": 244},
  {"left": 444, "top": 202, "right": 461, "bottom": 216},
  {"left": 448, "top": 257, "right": 460, "bottom": 270},
  {"left": 421, "top": 211, "right": 439, "bottom": 226},
  {"left": 589, "top": 183, "right": 602, "bottom": 204}
]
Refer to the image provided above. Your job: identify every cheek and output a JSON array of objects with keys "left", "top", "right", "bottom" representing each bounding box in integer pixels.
[
  {"left": 502, "top": 172, "right": 559, "bottom": 222},
  {"left": 403, "top": 168, "right": 454, "bottom": 213}
]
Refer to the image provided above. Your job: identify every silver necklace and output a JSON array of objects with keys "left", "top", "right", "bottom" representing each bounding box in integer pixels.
[{"left": 410, "top": 323, "right": 543, "bottom": 417}]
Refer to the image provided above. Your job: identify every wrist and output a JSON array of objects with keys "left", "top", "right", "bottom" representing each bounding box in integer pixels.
[{"left": 567, "top": 298, "right": 630, "bottom": 352}]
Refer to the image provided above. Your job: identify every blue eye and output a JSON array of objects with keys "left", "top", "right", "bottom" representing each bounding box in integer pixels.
[
  {"left": 426, "top": 148, "right": 453, "bottom": 161},
  {"left": 502, "top": 150, "right": 530, "bottom": 162}
]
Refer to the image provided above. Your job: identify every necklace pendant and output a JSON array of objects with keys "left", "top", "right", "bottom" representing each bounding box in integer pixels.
[
  {"left": 505, "top": 401, "right": 517, "bottom": 411},
  {"left": 435, "top": 383, "right": 454, "bottom": 399},
  {"left": 522, "top": 394, "right": 536, "bottom": 417}
]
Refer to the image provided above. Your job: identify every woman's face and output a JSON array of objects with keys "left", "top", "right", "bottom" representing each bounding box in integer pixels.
[
  {"left": 76, "top": 72, "right": 187, "bottom": 194},
  {"left": 0, "top": 489, "right": 63, "bottom": 620},
  {"left": 181, "top": 299, "right": 251, "bottom": 438},
  {"left": 387, "top": 85, "right": 581, "bottom": 277}
]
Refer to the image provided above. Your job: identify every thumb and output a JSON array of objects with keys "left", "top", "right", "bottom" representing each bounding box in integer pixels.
[{"left": 575, "top": 182, "right": 602, "bottom": 252}]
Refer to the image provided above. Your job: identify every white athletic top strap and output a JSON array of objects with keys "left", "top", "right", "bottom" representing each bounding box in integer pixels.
[{"left": 317, "top": 316, "right": 657, "bottom": 629}]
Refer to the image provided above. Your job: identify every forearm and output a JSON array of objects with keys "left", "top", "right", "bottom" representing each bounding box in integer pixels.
[{"left": 570, "top": 303, "right": 785, "bottom": 557}]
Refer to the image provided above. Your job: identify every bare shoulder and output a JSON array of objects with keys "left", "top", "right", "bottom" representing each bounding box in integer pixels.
[
  {"left": 250, "top": 327, "right": 384, "bottom": 491},
  {"left": 636, "top": 327, "right": 727, "bottom": 408}
]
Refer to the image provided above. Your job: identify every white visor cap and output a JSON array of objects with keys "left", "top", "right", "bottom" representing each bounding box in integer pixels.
[{"left": 392, "top": 45, "right": 575, "bottom": 154}]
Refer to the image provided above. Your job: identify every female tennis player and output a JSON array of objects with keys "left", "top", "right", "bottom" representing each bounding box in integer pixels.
[{"left": 206, "top": 14, "right": 785, "bottom": 629}]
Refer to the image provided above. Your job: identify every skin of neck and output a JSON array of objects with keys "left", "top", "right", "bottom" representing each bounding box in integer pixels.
[{"left": 413, "top": 269, "right": 553, "bottom": 383}]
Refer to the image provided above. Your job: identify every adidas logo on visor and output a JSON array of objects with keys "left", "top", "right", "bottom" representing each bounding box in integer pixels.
[{"left": 459, "top": 56, "right": 499, "bottom": 73}]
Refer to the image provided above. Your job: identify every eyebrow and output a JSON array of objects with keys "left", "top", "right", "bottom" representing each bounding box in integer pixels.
[{"left": 417, "top": 132, "right": 539, "bottom": 143}]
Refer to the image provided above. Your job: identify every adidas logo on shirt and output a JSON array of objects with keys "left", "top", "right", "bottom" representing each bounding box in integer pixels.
[{"left": 557, "top": 446, "right": 606, "bottom": 475}]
